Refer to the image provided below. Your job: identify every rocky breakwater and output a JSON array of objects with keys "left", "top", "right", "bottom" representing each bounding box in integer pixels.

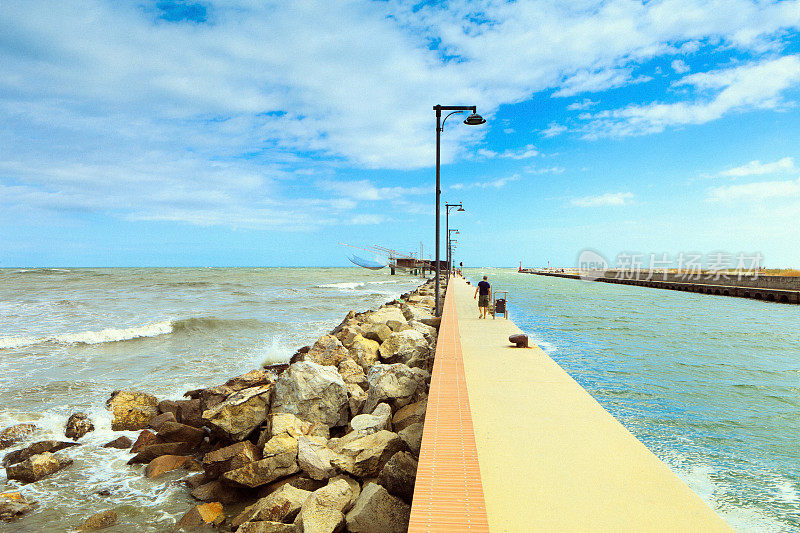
[{"left": 0, "top": 279, "right": 439, "bottom": 531}]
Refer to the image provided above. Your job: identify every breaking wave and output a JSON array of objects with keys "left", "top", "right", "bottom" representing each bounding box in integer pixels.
[{"left": 317, "top": 282, "right": 366, "bottom": 290}]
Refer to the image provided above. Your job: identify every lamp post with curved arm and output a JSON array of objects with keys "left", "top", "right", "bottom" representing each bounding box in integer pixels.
[
  {"left": 434, "top": 105, "right": 485, "bottom": 316},
  {"left": 445, "top": 203, "right": 464, "bottom": 279},
  {"left": 447, "top": 228, "right": 459, "bottom": 277}
]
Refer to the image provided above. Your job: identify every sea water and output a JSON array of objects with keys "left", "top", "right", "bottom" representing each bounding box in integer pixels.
[
  {"left": 468, "top": 268, "right": 800, "bottom": 532},
  {"left": 0, "top": 267, "right": 423, "bottom": 532}
]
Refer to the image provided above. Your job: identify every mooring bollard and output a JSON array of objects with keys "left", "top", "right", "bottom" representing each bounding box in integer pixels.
[{"left": 509, "top": 334, "right": 529, "bottom": 348}]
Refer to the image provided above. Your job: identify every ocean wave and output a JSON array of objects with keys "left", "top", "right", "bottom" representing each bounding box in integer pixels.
[
  {"left": 171, "top": 316, "right": 266, "bottom": 332},
  {"left": 317, "top": 282, "right": 365, "bottom": 290}
]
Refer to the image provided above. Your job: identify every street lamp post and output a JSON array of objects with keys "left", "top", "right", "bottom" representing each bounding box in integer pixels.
[
  {"left": 445, "top": 202, "right": 464, "bottom": 279},
  {"left": 447, "top": 229, "right": 459, "bottom": 275},
  {"left": 434, "top": 105, "right": 485, "bottom": 316}
]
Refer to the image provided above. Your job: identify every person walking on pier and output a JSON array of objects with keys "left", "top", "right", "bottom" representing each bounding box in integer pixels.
[{"left": 475, "top": 275, "right": 491, "bottom": 319}]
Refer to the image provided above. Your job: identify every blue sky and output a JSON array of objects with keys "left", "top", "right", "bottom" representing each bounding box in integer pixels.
[{"left": 2, "top": 0, "right": 800, "bottom": 268}]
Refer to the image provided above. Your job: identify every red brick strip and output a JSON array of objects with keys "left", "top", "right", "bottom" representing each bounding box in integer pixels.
[{"left": 408, "top": 282, "right": 490, "bottom": 532}]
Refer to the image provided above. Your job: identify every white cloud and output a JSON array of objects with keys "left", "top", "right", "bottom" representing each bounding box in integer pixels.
[
  {"left": 708, "top": 178, "right": 800, "bottom": 201},
  {"left": 348, "top": 214, "right": 389, "bottom": 225},
  {"left": 571, "top": 192, "right": 634, "bottom": 207},
  {"left": 581, "top": 55, "right": 800, "bottom": 138},
  {"left": 567, "top": 99, "right": 599, "bottom": 111},
  {"left": 553, "top": 68, "right": 652, "bottom": 97},
  {"left": 477, "top": 144, "right": 539, "bottom": 160},
  {"left": 318, "top": 180, "right": 427, "bottom": 201},
  {"left": 671, "top": 59, "right": 691, "bottom": 74},
  {"left": 541, "top": 122, "right": 568, "bottom": 138},
  {"left": 451, "top": 175, "right": 520, "bottom": 190},
  {"left": 526, "top": 166, "right": 565, "bottom": 175},
  {"left": 718, "top": 157, "right": 796, "bottom": 177}
]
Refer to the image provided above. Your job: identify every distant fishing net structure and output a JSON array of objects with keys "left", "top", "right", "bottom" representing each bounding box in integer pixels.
[{"left": 347, "top": 254, "right": 387, "bottom": 270}]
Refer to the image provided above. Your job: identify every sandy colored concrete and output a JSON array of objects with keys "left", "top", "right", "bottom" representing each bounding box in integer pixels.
[{"left": 450, "top": 277, "right": 732, "bottom": 532}]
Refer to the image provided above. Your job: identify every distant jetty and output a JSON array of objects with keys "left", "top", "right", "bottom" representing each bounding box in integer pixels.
[{"left": 520, "top": 269, "right": 800, "bottom": 304}]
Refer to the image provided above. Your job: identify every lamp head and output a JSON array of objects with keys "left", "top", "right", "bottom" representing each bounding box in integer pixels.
[
  {"left": 463, "top": 113, "right": 486, "bottom": 126},
  {"left": 457, "top": 206, "right": 465, "bottom": 211}
]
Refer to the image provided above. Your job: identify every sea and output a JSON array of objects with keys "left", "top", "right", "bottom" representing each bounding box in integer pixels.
[{"left": 0, "top": 267, "right": 798, "bottom": 532}]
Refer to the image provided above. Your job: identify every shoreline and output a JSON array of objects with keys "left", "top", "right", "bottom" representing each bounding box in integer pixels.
[{"left": 1, "top": 277, "right": 441, "bottom": 531}]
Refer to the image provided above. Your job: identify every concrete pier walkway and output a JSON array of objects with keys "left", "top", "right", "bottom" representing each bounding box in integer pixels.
[{"left": 411, "top": 276, "right": 732, "bottom": 532}]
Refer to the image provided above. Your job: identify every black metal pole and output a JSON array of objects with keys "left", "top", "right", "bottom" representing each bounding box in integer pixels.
[
  {"left": 435, "top": 107, "right": 442, "bottom": 316},
  {"left": 445, "top": 207, "right": 450, "bottom": 282}
]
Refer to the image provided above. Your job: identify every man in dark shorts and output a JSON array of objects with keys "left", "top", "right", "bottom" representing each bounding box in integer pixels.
[{"left": 474, "top": 275, "right": 491, "bottom": 319}]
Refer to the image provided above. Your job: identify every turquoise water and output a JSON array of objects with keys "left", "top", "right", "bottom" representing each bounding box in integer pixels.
[{"left": 470, "top": 268, "right": 800, "bottom": 532}]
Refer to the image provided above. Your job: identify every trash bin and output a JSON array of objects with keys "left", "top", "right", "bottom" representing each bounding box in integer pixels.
[{"left": 494, "top": 298, "right": 506, "bottom": 314}]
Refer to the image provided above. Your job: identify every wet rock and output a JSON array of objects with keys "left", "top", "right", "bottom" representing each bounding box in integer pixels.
[
  {"left": 377, "top": 451, "right": 417, "bottom": 503},
  {"left": 335, "top": 325, "right": 362, "bottom": 348},
  {"left": 378, "top": 330, "right": 428, "bottom": 365},
  {"left": 2, "top": 440, "right": 79, "bottom": 466},
  {"left": 390, "top": 400, "right": 426, "bottom": 432},
  {"left": 78, "top": 509, "right": 117, "bottom": 530},
  {"left": 175, "top": 502, "right": 225, "bottom": 530},
  {"left": 147, "top": 411, "right": 176, "bottom": 431},
  {"left": 237, "top": 521, "right": 298, "bottom": 533},
  {"left": 202, "top": 384, "right": 272, "bottom": 441},
  {"left": 65, "top": 413, "right": 95, "bottom": 441},
  {"left": 0, "top": 493, "right": 35, "bottom": 522},
  {"left": 330, "top": 310, "right": 357, "bottom": 335},
  {"left": 345, "top": 482, "right": 410, "bottom": 533},
  {"left": 106, "top": 390, "right": 159, "bottom": 431},
  {"left": 331, "top": 431, "right": 406, "bottom": 478},
  {"left": 130, "top": 429, "right": 159, "bottom": 453},
  {"left": 297, "top": 436, "right": 337, "bottom": 480},
  {"left": 360, "top": 325, "right": 392, "bottom": 344},
  {"left": 363, "top": 365, "right": 428, "bottom": 414},
  {"left": 346, "top": 383, "right": 367, "bottom": 418},
  {"left": 128, "top": 442, "right": 190, "bottom": 464},
  {"left": 397, "top": 423, "right": 423, "bottom": 457},
  {"left": 190, "top": 480, "right": 247, "bottom": 504},
  {"left": 223, "top": 435, "right": 299, "bottom": 488},
  {"left": 297, "top": 478, "right": 353, "bottom": 533},
  {"left": 184, "top": 473, "right": 207, "bottom": 489},
  {"left": 224, "top": 368, "right": 281, "bottom": 391},
  {"left": 349, "top": 403, "right": 392, "bottom": 435},
  {"left": 0, "top": 424, "right": 37, "bottom": 450},
  {"left": 232, "top": 483, "right": 311, "bottom": 527},
  {"left": 102, "top": 436, "right": 132, "bottom": 449},
  {"left": 258, "top": 474, "right": 326, "bottom": 498},
  {"left": 96, "top": 489, "right": 112, "bottom": 496},
  {"left": 202, "top": 441, "right": 261, "bottom": 479},
  {"left": 349, "top": 335, "right": 382, "bottom": 369},
  {"left": 177, "top": 398, "right": 204, "bottom": 428},
  {"left": 305, "top": 335, "right": 349, "bottom": 367},
  {"left": 144, "top": 454, "right": 197, "bottom": 478},
  {"left": 271, "top": 361, "right": 349, "bottom": 428},
  {"left": 366, "top": 308, "right": 407, "bottom": 327},
  {"left": 157, "top": 421, "right": 206, "bottom": 446},
  {"left": 6, "top": 452, "right": 73, "bottom": 482},
  {"left": 337, "top": 357, "right": 367, "bottom": 389}
]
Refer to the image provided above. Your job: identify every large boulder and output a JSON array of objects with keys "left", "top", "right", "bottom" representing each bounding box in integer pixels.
[
  {"left": 335, "top": 325, "right": 362, "bottom": 348},
  {"left": 6, "top": 452, "right": 72, "bottom": 482},
  {"left": 408, "top": 320, "right": 437, "bottom": 342},
  {"left": 349, "top": 403, "right": 392, "bottom": 435},
  {"left": 223, "top": 435, "right": 299, "bottom": 488},
  {"left": 397, "top": 423, "right": 423, "bottom": 457},
  {"left": 258, "top": 413, "right": 328, "bottom": 446},
  {"left": 349, "top": 335, "right": 381, "bottom": 369},
  {"left": 305, "top": 335, "right": 349, "bottom": 367},
  {"left": 190, "top": 480, "right": 247, "bottom": 504},
  {"left": 0, "top": 424, "right": 37, "bottom": 449},
  {"left": 103, "top": 436, "right": 132, "bottom": 449},
  {"left": 2, "top": 440, "right": 79, "bottom": 467},
  {"left": 202, "top": 441, "right": 261, "bottom": 479},
  {"left": 378, "top": 330, "right": 428, "bottom": 365},
  {"left": 144, "top": 454, "right": 198, "bottom": 478},
  {"left": 157, "top": 421, "right": 206, "bottom": 446},
  {"left": 147, "top": 412, "right": 176, "bottom": 431},
  {"left": 232, "top": 484, "right": 311, "bottom": 527},
  {"left": 297, "top": 478, "right": 353, "bottom": 533},
  {"left": 331, "top": 431, "right": 405, "bottom": 478},
  {"left": 391, "top": 400, "right": 426, "bottom": 432},
  {"left": 345, "top": 482, "right": 411, "bottom": 533},
  {"left": 401, "top": 304, "right": 433, "bottom": 322},
  {"left": 346, "top": 383, "right": 367, "bottom": 419},
  {"left": 77, "top": 509, "right": 117, "bottom": 530},
  {"left": 366, "top": 308, "right": 407, "bottom": 327},
  {"left": 175, "top": 502, "right": 225, "bottom": 530},
  {"left": 202, "top": 384, "right": 272, "bottom": 441},
  {"left": 271, "top": 362, "right": 349, "bottom": 428},
  {"left": 297, "top": 436, "right": 337, "bottom": 480},
  {"left": 363, "top": 365, "right": 428, "bottom": 414},
  {"left": 64, "top": 413, "right": 94, "bottom": 441},
  {"left": 130, "top": 429, "right": 159, "bottom": 453},
  {"left": 106, "top": 390, "right": 159, "bottom": 431},
  {"left": 0, "top": 493, "right": 35, "bottom": 522},
  {"left": 377, "top": 451, "right": 417, "bottom": 503},
  {"left": 338, "top": 358, "right": 367, "bottom": 389},
  {"left": 237, "top": 522, "right": 298, "bottom": 533},
  {"left": 128, "top": 442, "right": 190, "bottom": 464}
]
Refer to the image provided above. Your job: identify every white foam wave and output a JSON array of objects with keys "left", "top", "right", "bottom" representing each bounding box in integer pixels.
[
  {"left": 367, "top": 280, "right": 402, "bottom": 285},
  {"left": 0, "top": 320, "right": 174, "bottom": 349},
  {"left": 317, "top": 282, "right": 365, "bottom": 290}
]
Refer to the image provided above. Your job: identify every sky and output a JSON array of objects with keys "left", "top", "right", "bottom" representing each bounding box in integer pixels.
[{"left": 2, "top": 0, "right": 800, "bottom": 268}]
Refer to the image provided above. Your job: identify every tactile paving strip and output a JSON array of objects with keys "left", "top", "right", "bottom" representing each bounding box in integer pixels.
[{"left": 408, "top": 283, "right": 490, "bottom": 532}]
